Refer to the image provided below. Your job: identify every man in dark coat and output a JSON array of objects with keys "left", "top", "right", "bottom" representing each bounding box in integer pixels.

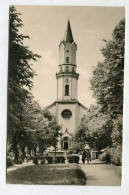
[
  {"left": 86, "top": 149, "right": 91, "bottom": 164},
  {"left": 82, "top": 150, "right": 86, "bottom": 164}
]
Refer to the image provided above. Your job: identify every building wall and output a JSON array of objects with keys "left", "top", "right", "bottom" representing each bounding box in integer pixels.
[
  {"left": 47, "top": 102, "right": 87, "bottom": 151},
  {"left": 56, "top": 103, "right": 77, "bottom": 135},
  {"left": 57, "top": 77, "right": 63, "bottom": 100},
  {"left": 59, "top": 44, "right": 64, "bottom": 65},
  {"left": 71, "top": 77, "right": 77, "bottom": 100},
  {"left": 47, "top": 102, "right": 87, "bottom": 136},
  {"left": 62, "top": 77, "right": 72, "bottom": 100},
  {"left": 71, "top": 43, "right": 76, "bottom": 64},
  {"left": 59, "top": 42, "right": 76, "bottom": 65},
  {"left": 57, "top": 76, "right": 78, "bottom": 101}
]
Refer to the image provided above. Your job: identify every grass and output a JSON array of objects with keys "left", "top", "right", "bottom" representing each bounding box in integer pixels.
[{"left": 7, "top": 163, "right": 86, "bottom": 185}]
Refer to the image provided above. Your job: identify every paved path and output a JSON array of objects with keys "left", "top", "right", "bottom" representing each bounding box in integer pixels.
[
  {"left": 7, "top": 161, "right": 34, "bottom": 173},
  {"left": 80, "top": 160, "right": 121, "bottom": 186}
]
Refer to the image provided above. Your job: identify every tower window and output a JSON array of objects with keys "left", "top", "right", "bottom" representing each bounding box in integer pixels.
[
  {"left": 65, "top": 85, "right": 69, "bottom": 96},
  {"left": 66, "top": 57, "right": 69, "bottom": 63},
  {"left": 66, "top": 66, "right": 69, "bottom": 72}
]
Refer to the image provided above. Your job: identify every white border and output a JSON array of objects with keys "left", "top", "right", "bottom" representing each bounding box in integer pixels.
[{"left": 0, "top": 0, "right": 129, "bottom": 195}]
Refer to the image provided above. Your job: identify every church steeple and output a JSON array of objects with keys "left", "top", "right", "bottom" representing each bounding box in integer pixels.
[
  {"left": 59, "top": 20, "right": 77, "bottom": 66},
  {"left": 64, "top": 20, "right": 74, "bottom": 43},
  {"left": 57, "top": 20, "right": 79, "bottom": 101}
]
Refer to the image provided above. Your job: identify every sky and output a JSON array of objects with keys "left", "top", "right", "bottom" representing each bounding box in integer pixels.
[{"left": 15, "top": 5, "right": 125, "bottom": 108}]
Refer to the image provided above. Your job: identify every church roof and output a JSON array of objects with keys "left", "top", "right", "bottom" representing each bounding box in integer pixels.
[
  {"left": 46, "top": 100, "right": 88, "bottom": 110},
  {"left": 63, "top": 20, "right": 74, "bottom": 43}
]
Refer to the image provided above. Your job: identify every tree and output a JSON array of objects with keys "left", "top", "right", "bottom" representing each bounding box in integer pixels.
[
  {"left": 90, "top": 19, "right": 125, "bottom": 117},
  {"left": 111, "top": 114, "right": 123, "bottom": 147},
  {"left": 42, "top": 110, "right": 61, "bottom": 155},
  {"left": 88, "top": 19, "right": 124, "bottom": 154},
  {"left": 75, "top": 105, "right": 112, "bottom": 151},
  {"left": 7, "top": 6, "right": 40, "bottom": 160}
]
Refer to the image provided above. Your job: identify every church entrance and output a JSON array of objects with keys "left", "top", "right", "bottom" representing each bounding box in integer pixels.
[{"left": 63, "top": 137, "right": 69, "bottom": 150}]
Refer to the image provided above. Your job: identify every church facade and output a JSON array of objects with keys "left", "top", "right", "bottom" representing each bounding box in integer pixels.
[{"left": 47, "top": 20, "right": 87, "bottom": 150}]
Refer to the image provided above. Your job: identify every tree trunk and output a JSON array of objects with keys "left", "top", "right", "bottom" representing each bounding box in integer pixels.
[{"left": 14, "top": 146, "right": 19, "bottom": 161}]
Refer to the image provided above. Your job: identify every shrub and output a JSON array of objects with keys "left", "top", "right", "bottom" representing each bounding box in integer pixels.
[
  {"left": 55, "top": 155, "right": 65, "bottom": 163},
  {"left": 15, "top": 158, "right": 23, "bottom": 164},
  {"left": 67, "top": 149, "right": 80, "bottom": 154},
  {"left": 40, "top": 158, "right": 45, "bottom": 164},
  {"left": 67, "top": 154, "right": 79, "bottom": 163},
  {"left": 26, "top": 155, "right": 31, "bottom": 161},
  {"left": 33, "top": 157, "right": 38, "bottom": 165},
  {"left": 7, "top": 158, "right": 13, "bottom": 167},
  {"left": 46, "top": 156, "right": 53, "bottom": 164},
  {"left": 38, "top": 156, "right": 45, "bottom": 160},
  {"left": 98, "top": 152, "right": 110, "bottom": 163},
  {"left": 109, "top": 146, "right": 122, "bottom": 166},
  {"left": 67, "top": 149, "right": 73, "bottom": 154},
  {"left": 99, "top": 146, "right": 122, "bottom": 166}
]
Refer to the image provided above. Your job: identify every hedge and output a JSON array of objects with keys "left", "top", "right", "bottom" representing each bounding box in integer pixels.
[
  {"left": 67, "top": 154, "right": 79, "bottom": 163},
  {"left": 99, "top": 146, "right": 122, "bottom": 166},
  {"left": 7, "top": 158, "right": 13, "bottom": 168},
  {"left": 55, "top": 155, "right": 65, "bottom": 163}
]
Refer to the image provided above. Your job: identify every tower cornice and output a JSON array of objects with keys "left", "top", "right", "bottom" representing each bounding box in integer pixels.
[
  {"left": 56, "top": 72, "right": 79, "bottom": 80},
  {"left": 59, "top": 40, "right": 77, "bottom": 48},
  {"left": 59, "top": 64, "right": 77, "bottom": 67}
]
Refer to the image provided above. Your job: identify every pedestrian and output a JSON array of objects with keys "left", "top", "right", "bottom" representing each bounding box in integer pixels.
[
  {"left": 86, "top": 149, "right": 91, "bottom": 164},
  {"left": 82, "top": 150, "right": 86, "bottom": 164}
]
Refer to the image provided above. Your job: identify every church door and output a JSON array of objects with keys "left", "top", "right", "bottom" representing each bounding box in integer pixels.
[
  {"left": 63, "top": 137, "right": 69, "bottom": 150},
  {"left": 64, "top": 141, "right": 68, "bottom": 150}
]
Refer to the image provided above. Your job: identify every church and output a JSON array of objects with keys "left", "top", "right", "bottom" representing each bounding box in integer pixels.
[{"left": 47, "top": 20, "right": 87, "bottom": 151}]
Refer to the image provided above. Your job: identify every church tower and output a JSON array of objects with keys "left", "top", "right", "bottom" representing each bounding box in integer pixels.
[
  {"left": 56, "top": 20, "right": 79, "bottom": 101},
  {"left": 47, "top": 20, "right": 87, "bottom": 150}
]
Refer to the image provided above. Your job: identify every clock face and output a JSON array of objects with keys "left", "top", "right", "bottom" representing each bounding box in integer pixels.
[
  {"left": 65, "top": 78, "right": 69, "bottom": 83},
  {"left": 61, "top": 109, "right": 72, "bottom": 119}
]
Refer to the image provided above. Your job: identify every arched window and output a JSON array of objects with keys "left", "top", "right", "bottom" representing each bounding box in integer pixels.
[
  {"left": 66, "top": 57, "right": 69, "bottom": 63},
  {"left": 65, "top": 85, "right": 69, "bottom": 96},
  {"left": 63, "top": 136, "right": 69, "bottom": 150},
  {"left": 66, "top": 66, "right": 69, "bottom": 72}
]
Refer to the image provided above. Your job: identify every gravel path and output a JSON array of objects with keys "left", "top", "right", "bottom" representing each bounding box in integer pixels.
[
  {"left": 80, "top": 160, "right": 121, "bottom": 186},
  {"left": 7, "top": 161, "right": 34, "bottom": 173}
]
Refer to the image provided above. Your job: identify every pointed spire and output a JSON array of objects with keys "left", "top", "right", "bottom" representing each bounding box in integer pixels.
[{"left": 64, "top": 20, "right": 74, "bottom": 43}]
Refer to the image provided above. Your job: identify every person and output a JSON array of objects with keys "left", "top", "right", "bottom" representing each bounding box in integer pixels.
[
  {"left": 86, "top": 149, "right": 91, "bottom": 164},
  {"left": 82, "top": 150, "right": 86, "bottom": 164}
]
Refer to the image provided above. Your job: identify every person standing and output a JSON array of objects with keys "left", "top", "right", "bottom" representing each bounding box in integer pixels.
[
  {"left": 86, "top": 149, "right": 91, "bottom": 164},
  {"left": 82, "top": 150, "right": 86, "bottom": 164}
]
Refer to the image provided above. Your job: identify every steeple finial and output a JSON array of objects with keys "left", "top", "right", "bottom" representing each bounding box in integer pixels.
[{"left": 64, "top": 19, "right": 74, "bottom": 43}]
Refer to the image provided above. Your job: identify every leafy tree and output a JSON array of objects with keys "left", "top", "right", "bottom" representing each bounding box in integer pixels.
[
  {"left": 111, "top": 114, "right": 123, "bottom": 147},
  {"left": 41, "top": 109, "right": 61, "bottom": 155},
  {"left": 9, "top": 95, "right": 61, "bottom": 159},
  {"left": 89, "top": 19, "right": 124, "bottom": 151},
  {"left": 90, "top": 19, "right": 125, "bottom": 117},
  {"left": 8, "top": 6, "right": 40, "bottom": 160},
  {"left": 73, "top": 19, "right": 124, "bottom": 154},
  {"left": 47, "top": 117, "right": 61, "bottom": 155},
  {"left": 75, "top": 105, "right": 112, "bottom": 151}
]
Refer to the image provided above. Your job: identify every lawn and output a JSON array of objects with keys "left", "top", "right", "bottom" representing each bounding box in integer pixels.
[{"left": 7, "top": 163, "right": 86, "bottom": 185}]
